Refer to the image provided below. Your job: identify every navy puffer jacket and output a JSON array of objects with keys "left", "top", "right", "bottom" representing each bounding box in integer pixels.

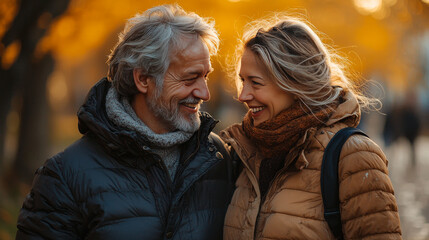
[{"left": 16, "top": 79, "right": 235, "bottom": 240}]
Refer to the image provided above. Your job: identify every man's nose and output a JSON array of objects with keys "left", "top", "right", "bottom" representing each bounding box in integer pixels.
[{"left": 193, "top": 78, "right": 210, "bottom": 101}]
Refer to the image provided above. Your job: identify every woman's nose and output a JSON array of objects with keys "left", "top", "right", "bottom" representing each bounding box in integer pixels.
[{"left": 238, "top": 84, "right": 253, "bottom": 102}]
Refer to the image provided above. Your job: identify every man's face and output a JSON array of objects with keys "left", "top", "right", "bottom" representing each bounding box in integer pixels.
[{"left": 147, "top": 36, "right": 212, "bottom": 133}]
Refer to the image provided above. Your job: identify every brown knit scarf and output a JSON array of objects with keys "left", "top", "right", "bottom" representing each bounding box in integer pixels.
[
  {"left": 242, "top": 100, "right": 338, "bottom": 159},
  {"left": 242, "top": 96, "right": 342, "bottom": 198}
]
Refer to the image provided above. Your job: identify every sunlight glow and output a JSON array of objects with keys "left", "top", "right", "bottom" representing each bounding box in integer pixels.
[
  {"left": 48, "top": 71, "right": 69, "bottom": 112},
  {"left": 354, "top": 0, "right": 383, "bottom": 14},
  {"left": 384, "top": 0, "right": 397, "bottom": 6},
  {"left": 0, "top": 0, "right": 18, "bottom": 38},
  {"left": 373, "top": 6, "right": 389, "bottom": 19},
  {"left": 1, "top": 40, "right": 20, "bottom": 69}
]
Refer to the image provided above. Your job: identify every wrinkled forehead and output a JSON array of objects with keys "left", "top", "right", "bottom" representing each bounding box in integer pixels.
[
  {"left": 170, "top": 34, "right": 210, "bottom": 61},
  {"left": 171, "top": 34, "right": 208, "bottom": 56}
]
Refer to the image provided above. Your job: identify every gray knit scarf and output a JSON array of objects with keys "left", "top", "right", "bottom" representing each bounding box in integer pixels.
[{"left": 106, "top": 87, "right": 194, "bottom": 179}]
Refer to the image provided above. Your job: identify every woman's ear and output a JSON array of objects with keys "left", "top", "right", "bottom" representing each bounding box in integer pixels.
[{"left": 133, "top": 68, "right": 150, "bottom": 94}]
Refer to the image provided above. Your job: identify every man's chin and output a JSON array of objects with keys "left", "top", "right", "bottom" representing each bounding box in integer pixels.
[{"left": 175, "top": 113, "right": 200, "bottom": 133}]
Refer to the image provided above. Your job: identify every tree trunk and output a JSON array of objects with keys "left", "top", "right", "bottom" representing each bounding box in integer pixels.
[
  {"left": 13, "top": 53, "right": 54, "bottom": 183},
  {"left": 0, "top": 0, "right": 70, "bottom": 182}
]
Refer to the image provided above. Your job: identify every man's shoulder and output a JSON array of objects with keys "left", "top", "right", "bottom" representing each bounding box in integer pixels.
[{"left": 48, "top": 135, "right": 111, "bottom": 172}]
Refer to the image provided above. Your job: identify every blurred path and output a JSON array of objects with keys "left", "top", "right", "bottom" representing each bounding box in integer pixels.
[{"left": 385, "top": 136, "right": 429, "bottom": 240}]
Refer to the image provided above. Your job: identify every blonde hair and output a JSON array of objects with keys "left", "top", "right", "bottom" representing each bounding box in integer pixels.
[
  {"left": 107, "top": 4, "right": 219, "bottom": 98},
  {"left": 232, "top": 14, "right": 380, "bottom": 111}
]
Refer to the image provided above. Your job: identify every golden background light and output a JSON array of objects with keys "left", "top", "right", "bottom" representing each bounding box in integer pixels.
[
  {"left": 354, "top": 0, "right": 383, "bottom": 14},
  {"left": 0, "top": 0, "right": 425, "bottom": 143},
  {"left": 0, "top": 1, "right": 429, "bottom": 239}
]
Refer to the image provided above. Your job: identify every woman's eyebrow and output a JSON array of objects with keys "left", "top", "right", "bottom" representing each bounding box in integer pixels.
[{"left": 239, "top": 73, "right": 263, "bottom": 79}]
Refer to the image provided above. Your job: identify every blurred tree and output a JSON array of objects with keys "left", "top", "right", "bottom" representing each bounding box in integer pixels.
[{"left": 0, "top": 0, "right": 70, "bottom": 183}]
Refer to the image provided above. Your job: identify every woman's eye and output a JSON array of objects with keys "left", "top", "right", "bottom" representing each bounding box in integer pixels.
[{"left": 252, "top": 80, "right": 262, "bottom": 85}]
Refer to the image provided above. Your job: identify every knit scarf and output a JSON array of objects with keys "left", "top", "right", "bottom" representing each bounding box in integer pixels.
[
  {"left": 242, "top": 101, "right": 337, "bottom": 160},
  {"left": 105, "top": 87, "right": 193, "bottom": 179},
  {"left": 242, "top": 94, "right": 342, "bottom": 198},
  {"left": 106, "top": 87, "right": 193, "bottom": 148}
]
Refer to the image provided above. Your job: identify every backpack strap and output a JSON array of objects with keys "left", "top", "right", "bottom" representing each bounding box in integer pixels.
[
  {"left": 229, "top": 148, "right": 243, "bottom": 182},
  {"left": 321, "top": 127, "right": 368, "bottom": 240},
  {"left": 209, "top": 133, "right": 236, "bottom": 183}
]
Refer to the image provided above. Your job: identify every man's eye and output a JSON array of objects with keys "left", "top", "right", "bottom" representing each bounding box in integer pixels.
[
  {"left": 252, "top": 80, "right": 262, "bottom": 85},
  {"left": 184, "top": 77, "right": 198, "bottom": 82}
]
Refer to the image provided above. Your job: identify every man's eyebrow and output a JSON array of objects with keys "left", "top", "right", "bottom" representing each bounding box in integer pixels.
[{"left": 187, "top": 67, "right": 214, "bottom": 76}]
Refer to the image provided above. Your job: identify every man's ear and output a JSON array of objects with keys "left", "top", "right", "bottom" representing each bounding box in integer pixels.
[{"left": 133, "top": 68, "right": 151, "bottom": 94}]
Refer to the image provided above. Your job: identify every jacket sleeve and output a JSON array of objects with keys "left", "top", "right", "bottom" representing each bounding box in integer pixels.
[
  {"left": 338, "top": 135, "right": 402, "bottom": 240},
  {"left": 16, "top": 154, "right": 83, "bottom": 240}
]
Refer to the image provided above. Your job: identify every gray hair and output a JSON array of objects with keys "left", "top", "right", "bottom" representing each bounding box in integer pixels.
[
  {"left": 234, "top": 14, "right": 379, "bottom": 111},
  {"left": 107, "top": 4, "right": 219, "bottom": 98}
]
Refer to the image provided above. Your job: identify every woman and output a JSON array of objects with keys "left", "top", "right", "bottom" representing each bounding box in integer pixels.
[{"left": 221, "top": 16, "right": 402, "bottom": 240}]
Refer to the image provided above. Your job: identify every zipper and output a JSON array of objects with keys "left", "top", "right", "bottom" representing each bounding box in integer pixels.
[
  {"left": 253, "top": 201, "right": 263, "bottom": 239},
  {"left": 183, "top": 131, "right": 201, "bottom": 164},
  {"left": 253, "top": 163, "right": 291, "bottom": 239},
  {"left": 172, "top": 132, "right": 201, "bottom": 183},
  {"left": 237, "top": 154, "right": 261, "bottom": 240},
  {"left": 154, "top": 154, "right": 173, "bottom": 187},
  {"left": 264, "top": 167, "right": 289, "bottom": 202}
]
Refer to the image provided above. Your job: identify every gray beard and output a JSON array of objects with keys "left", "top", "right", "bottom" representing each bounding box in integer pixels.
[
  {"left": 105, "top": 87, "right": 194, "bottom": 148},
  {"left": 147, "top": 94, "right": 201, "bottom": 133}
]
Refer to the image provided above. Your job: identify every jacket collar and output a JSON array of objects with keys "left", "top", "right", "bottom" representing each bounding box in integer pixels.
[{"left": 325, "top": 90, "right": 360, "bottom": 127}]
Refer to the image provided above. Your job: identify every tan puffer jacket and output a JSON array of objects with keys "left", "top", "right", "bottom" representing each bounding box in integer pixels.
[{"left": 220, "top": 91, "right": 402, "bottom": 240}]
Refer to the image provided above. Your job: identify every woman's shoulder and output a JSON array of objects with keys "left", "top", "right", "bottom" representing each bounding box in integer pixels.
[
  {"left": 312, "top": 124, "right": 388, "bottom": 170},
  {"left": 316, "top": 125, "right": 389, "bottom": 185},
  {"left": 314, "top": 124, "right": 383, "bottom": 153},
  {"left": 219, "top": 123, "right": 243, "bottom": 142}
]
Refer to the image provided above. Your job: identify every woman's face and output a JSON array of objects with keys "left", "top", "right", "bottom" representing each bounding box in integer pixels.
[{"left": 238, "top": 48, "right": 296, "bottom": 126}]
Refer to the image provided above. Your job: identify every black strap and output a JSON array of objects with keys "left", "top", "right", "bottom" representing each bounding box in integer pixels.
[
  {"left": 321, "top": 127, "right": 368, "bottom": 240},
  {"left": 209, "top": 133, "right": 242, "bottom": 183},
  {"left": 209, "top": 133, "right": 233, "bottom": 183}
]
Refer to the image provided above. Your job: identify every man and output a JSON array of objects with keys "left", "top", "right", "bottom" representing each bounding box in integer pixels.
[{"left": 16, "top": 5, "right": 235, "bottom": 240}]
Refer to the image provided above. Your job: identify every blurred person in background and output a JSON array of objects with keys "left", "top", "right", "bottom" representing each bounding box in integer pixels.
[
  {"left": 382, "top": 90, "right": 421, "bottom": 166},
  {"left": 16, "top": 4, "right": 235, "bottom": 239},
  {"left": 399, "top": 90, "right": 421, "bottom": 165},
  {"left": 382, "top": 103, "right": 401, "bottom": 148},
  {"left": 220, "top": 15, "right": 402, "bottom": 240}
]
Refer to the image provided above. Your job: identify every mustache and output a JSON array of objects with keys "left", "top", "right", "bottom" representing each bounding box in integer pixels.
[{"left": 179, "top": 97, "right": 203, "bottom": 105}]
